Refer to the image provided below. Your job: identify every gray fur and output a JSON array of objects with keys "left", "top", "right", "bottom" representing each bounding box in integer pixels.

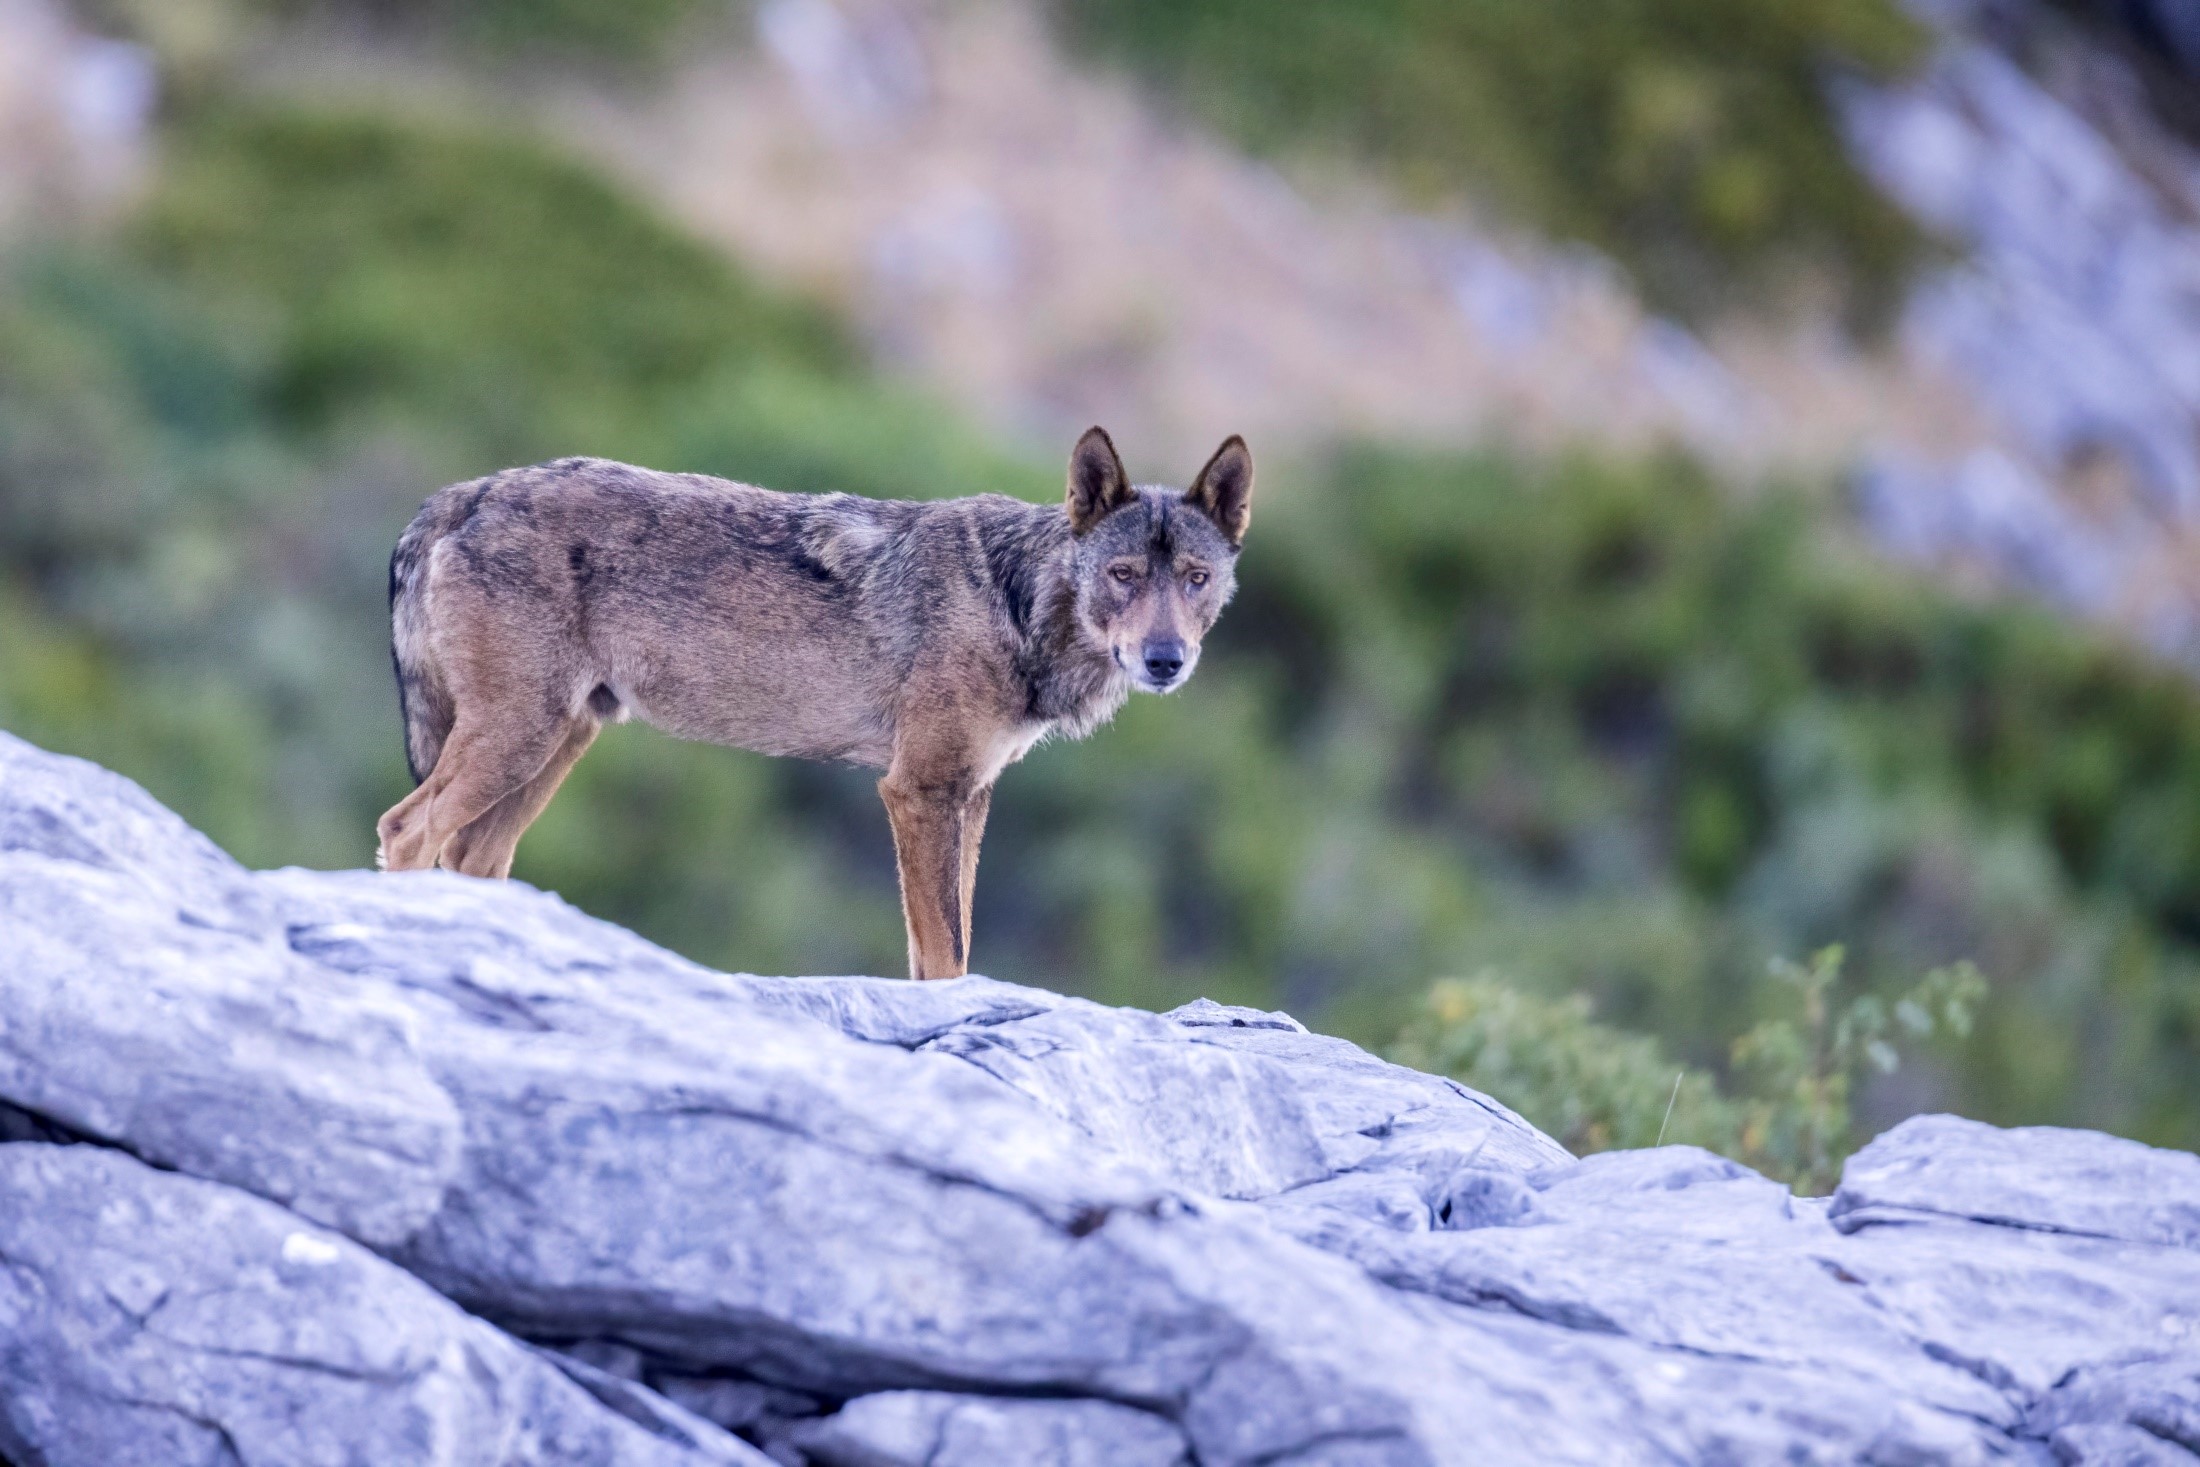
[{"left": 375, "top": 429, "right": 1253, "bottom": 980}]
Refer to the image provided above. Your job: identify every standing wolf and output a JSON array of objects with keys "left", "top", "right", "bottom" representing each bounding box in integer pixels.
[{"left": 376, "top": 427, "right": 1253, "bottom": 980}]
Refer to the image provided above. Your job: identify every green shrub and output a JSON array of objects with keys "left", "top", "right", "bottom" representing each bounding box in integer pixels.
[
  {"left": 1728, "top": 946, "right": 1985, "bottom": 1191},
  {"left": 1391, "top": 950, "right": 1985, "bottom": 1189},
  {"left": 1057, "top": 0, "right": 1929, "bottom": 319},
  {"left": 1389, "top": 974, "right": 1743, "bottom": 1157}
]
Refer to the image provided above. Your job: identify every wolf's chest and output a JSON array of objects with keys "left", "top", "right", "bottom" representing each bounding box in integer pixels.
[{"left": 973, "top": 722, "right": 1055, "bottom": 787}]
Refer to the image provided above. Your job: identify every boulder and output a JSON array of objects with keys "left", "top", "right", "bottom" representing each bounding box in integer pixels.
[
  {"left": 0, "top": 1144, "right": 767, "bottom": 1466},
  {"left": 1831, "top": 1111, "right": 2200, "bottom": 1247},
  {"left": 4, "top": 729, "right": 2199, "bottom": 1464}
]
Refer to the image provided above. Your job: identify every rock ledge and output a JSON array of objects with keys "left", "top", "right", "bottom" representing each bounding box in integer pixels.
[{"left": 2, "top": 731, "right": 2196, "bottom": 1466}]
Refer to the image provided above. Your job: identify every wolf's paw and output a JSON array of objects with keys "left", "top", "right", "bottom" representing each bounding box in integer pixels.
[{"left": 375, "top": 813, "right": 434, "bottom": 873}]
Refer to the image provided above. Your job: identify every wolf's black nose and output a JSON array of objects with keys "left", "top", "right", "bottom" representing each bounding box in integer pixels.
[{"left": 1144, "top": 641, "right": 1185, "bottom": 682}]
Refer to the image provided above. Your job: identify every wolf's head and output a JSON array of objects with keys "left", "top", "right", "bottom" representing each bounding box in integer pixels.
[{"left": 1064, "top": 426, "right": 1253, "bottom": 694}]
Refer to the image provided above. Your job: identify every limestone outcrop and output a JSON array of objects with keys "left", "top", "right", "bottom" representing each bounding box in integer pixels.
[{"left": 3, "top": 730, "right": 2196, "bottom": 1465}]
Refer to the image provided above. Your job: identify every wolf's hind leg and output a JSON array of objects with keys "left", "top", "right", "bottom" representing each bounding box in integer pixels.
[
  {"left": 443, "top": 716, "right": 599, "bottom": 879},
  {"left": 377, "top": 777, "right": 440, "bottom": 872},
  {"left": 376, "top": 715, "right": 566, "bottom": 874},
  {"left": 879, "top": 766, "right": 975, "bottom": 981}
]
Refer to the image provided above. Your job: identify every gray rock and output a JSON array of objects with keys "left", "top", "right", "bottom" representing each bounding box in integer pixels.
[
  {"left": 792, "top": 1391, "right": 1188, "bottom": 1467},
  {"left": 6, "top": 729, "right": 2200, "bottom": 1464},
  {"left": 0, "top": 1144, "right": 767, "bottom": 1467},
  {"left": 1262, "top": 1146, "right": 2028, "bottom": 1447},
  {"left": 925, "top": 1001, "right": 1374, "bottom": 1198},
  {"left": 2042, "top": 1424, "right": 2192, "bottom": 1467},
  {"left": 0, "top": 723, "right": 254, "bottom": 921},
  {"left": 1853, "top": 446, "right": 2131, "bottom": 621},
  {"left": 2027, "top": 1357, "right": 2200, "bottom": 1463},
  {"left": 1833, "top": 1112, "right": 2200, "bottom": 1245},
  {"left": 1162, "top": 996, "right": 1306, "bottom": 1031},
  {"left": 733, "top": 972, "right": 1065, "bottom": 1046},
  {"left": 0, "top": 750, "right": 463, "bottom": 1247},
  {"left": 1813, "top": 1204, "right": 2200, "bottom": 1402}
]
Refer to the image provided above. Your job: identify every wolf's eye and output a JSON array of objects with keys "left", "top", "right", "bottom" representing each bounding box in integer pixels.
[
  {"left": 1110, "top": 565, "right": 1136, "bottom": 584},
  {"left": 1187, "top": 570, "right": 1210, "bottom": 587}
]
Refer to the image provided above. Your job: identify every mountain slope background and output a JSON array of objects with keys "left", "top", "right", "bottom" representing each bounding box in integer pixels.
[{"left": 7, "top": 0, "right": 2200, "bottom": 1171}]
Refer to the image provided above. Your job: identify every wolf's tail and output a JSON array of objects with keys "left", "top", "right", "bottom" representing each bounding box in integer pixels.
[{"left": 388, "top": 485, "right": 473, "bottom": 785}]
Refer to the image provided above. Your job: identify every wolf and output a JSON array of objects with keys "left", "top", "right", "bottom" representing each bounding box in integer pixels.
[{"left": 375, "top": 427, "right": 1253, "bottom": 980}]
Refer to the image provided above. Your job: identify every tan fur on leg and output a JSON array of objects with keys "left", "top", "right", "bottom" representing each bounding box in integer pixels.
[
  {"left": 880, "top": 770, "right": 970, "bottom": 981},
  {"left": 376, "top": 719, "right": 564, "bottom": 874},
  {"left": 956, "top": 784, "right": 992, "bottom": 973},
  {"left": 376, "top": 776, "right": 441, "bottom": 872},
  {"left": 444, "top": 717, "right": 599, "bottom": 878}
]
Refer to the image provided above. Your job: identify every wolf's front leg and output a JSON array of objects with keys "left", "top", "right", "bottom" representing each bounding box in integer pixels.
[
  {"left": 956, "top": 784, "right": 993, "bottom": 974},
  {"left": 878, "top": 767, "right": 976, "bottom": 980}
]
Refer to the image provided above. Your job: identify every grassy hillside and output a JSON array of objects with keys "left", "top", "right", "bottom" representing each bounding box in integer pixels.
[
  {"left": 1058, "top": 0, "right": 1929, "bottom": 321},
  {"left": 5, "top": 90, "right": 2200, "bottom": 1179}
]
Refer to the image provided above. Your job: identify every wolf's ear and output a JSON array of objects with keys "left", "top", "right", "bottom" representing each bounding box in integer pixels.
[
  {"left": 1184, "top": 435, "right": 1253, "bottom": 547},
  {"left": 1066, "top": 426, "right": 1134, "bottom": 536}
]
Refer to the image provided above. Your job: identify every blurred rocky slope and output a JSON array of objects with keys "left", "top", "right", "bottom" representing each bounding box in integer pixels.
[
  {"left": 1845, "top": 0, "right": 2200, "bottom": 662},
  {"left": 546, "top": 0, "right": 1967, "bottom": 478},
  {"left": 564, "top": 0, "right": 2200, "bottom": 667},
  {"left": 14, "top": 0, "right": 2200, "bottom": 660},
  {"left": 6, "top": 729, "right": 2200, "bottom": 1466},
  {"left": 0, "top": 0, "right": 153, "bottom": 229}
]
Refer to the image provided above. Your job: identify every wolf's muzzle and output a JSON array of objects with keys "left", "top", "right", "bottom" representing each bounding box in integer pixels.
[{"left": 1143, "top": 639, "right": 1185, "bottom": 686}]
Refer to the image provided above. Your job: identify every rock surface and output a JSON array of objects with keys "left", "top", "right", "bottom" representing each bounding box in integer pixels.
[
  {"left": 4, "top": 728, "right": 2200, "bottom": 1464},
  {"left": 0, "top": 1145, "right": 766, "bottom": 1467},
  {"left": 789, "top": 1391, "right": 1190, "bottom": 1467}
]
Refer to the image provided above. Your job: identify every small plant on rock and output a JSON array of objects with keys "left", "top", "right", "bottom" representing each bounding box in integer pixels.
[
  {"left": 1730, "top": 946, "right": 1986, "bottom": 1193},
  {"left": 1388, "top": 975, "right": 1744, "bottom": 1156},
  {"left": 1389, "top": 948, "right": 1986, "bottom": 1192}
]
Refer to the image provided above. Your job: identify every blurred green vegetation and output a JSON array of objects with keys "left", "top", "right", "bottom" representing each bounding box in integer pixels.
[
  {"left": 1215, "top": 443, "right": 2200, "bottom": 1147},
  {"left": 1390, "top": 975, "right": 1744, "bottom": 1160},
  {"left": 341, "top": 0, "right": 718, "bottom": 57},
  {"left": 1391, "top": 950, "right": 1985, "bottom": 1190},
  {"left": 5, "top": 88, "right": 2200, "bottom": 1167},
  {"left": 135, "top": 108, "right": 852, "bottom": 455},
  {"left": 1056, "top": 0, "right": 1929, "bottom": 321},
  {"left": 197, "top": 0, "right": 726, "bottom": 61}
]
